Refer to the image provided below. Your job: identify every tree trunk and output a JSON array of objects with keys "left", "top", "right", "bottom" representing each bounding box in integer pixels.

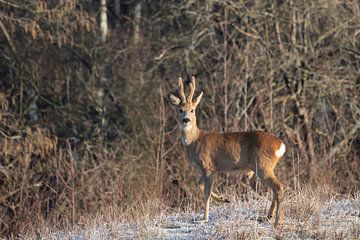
[
  {"left": 100, "top": 0, "right": 108, "bottom": 43},
  {"left": 114, "top": 0, "right": 121, "bottom": 26},
  {"left": 133, "top": 1, "right": 142, "bottom": 45}
]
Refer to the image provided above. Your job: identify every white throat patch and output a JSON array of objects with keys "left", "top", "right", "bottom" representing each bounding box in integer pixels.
[
  {"left": 180, "top": 124, "right": 192, "bottom": 145},
  {"left": 180, "top": 123, "right": 192, "bottom": 131},
  {"left": 181, "top": 136, "right": 186, "bottom": 145}
]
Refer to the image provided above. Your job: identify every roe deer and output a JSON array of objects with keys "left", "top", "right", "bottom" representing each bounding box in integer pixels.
[{"left": 168, "top": 76, "right": 286, "bottom": 226}]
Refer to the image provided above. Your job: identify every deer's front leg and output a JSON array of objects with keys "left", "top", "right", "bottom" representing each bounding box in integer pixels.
[
  {"left": 193, "top": 173, "right": 214, "bottom": 224},
  {"left": 198, "top": 176, "right": 230, "bottom": 203},
  {"left": 203, "top": 173, "right": 214, "bottom": 222}
]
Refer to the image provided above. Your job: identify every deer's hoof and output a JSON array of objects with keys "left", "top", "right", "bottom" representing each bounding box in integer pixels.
[
  {"left": 274, "top": 220, "right": 282, "bottom": 228},
  {"left": 191, "top": 219, "right": 208, "bottom": 224},
  {"left": 257, "top": 216, "right": 270, "bottom": 223}
]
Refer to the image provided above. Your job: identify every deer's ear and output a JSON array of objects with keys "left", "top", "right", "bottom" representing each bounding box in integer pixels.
[
  {"left": 194, "top": 91, "right": 203, "bottom": 106},
  {"left": 168, "top": 93, "right": 181, "bottom": 106}
]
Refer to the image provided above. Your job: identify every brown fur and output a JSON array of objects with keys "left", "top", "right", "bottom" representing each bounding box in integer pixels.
[{"left": 169, "top": 77, "right": 285, "bottom": 226}]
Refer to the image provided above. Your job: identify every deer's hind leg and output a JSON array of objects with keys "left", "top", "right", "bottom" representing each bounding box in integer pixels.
[
  {"left": 267, "top": 191, "right": 277, "bottom": 220},
  {"left": 262, "top": 170, "right": 284, "bottom": 226}
]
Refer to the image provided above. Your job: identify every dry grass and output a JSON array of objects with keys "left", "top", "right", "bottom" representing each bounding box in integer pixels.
[{"left": 23, "top": 187, "right": 359, "bottom": 240}]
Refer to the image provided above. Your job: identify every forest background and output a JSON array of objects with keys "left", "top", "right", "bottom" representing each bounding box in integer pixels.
[{"left": 0, "top": 0, "right": 359, "bottom": 237}]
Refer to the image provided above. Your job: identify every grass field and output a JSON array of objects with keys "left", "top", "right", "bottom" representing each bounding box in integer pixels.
[{"left": 25, "top": 187, "right": 359, "bottom": 240}]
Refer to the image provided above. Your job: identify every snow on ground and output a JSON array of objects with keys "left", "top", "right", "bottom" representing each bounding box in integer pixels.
[
  {"left": 42, "top": 194, "right": 360, "bottom": 240},
  {"left": 318, "top": 199, "right": 360, "bottom": 233}
]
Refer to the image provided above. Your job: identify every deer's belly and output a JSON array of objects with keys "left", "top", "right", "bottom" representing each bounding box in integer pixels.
[{"left": 213, "top": 153, "right": 254, "bottom": 172}]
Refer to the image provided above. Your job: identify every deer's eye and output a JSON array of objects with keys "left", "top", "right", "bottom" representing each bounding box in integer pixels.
[
  {"left": 179, "top": 109, "right": 183, "bottom": 114},
  {"left": 191, "top": 109, "right": 194, "bottom": 113}
]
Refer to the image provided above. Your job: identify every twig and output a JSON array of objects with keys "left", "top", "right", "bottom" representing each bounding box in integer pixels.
[{"left": 0, "top": 20, "right": 16, "bottom": 53}]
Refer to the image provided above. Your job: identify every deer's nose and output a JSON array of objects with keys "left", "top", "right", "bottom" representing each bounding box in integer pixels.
[{"left": 183, "top": 118, "right": 190, "bottom": 124}]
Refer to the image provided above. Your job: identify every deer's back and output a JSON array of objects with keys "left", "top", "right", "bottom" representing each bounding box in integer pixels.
[{"left": 193, "top": 131, "right": 284, "bottom": 172}]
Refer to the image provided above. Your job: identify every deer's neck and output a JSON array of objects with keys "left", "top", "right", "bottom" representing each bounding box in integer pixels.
[{"left": 181, "top": 124, "right": 201, "bottom": 146}]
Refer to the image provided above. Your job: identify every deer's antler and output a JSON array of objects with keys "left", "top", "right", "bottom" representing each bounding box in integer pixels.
[
  {"left": 178, "top": 77, "right": 186, "bottom": 103},
  {"left": 187, "top": 76, "right": 196, "bottom": 103}
]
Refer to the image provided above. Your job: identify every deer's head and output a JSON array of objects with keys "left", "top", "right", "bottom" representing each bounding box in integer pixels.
[{"left": 168, "top": 76, "right": 203, "bottom": 131}]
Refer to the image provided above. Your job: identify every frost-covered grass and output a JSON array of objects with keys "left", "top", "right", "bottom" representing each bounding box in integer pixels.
[{"left": 27, "top": 188, "right": 360, "bottom": 240}]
